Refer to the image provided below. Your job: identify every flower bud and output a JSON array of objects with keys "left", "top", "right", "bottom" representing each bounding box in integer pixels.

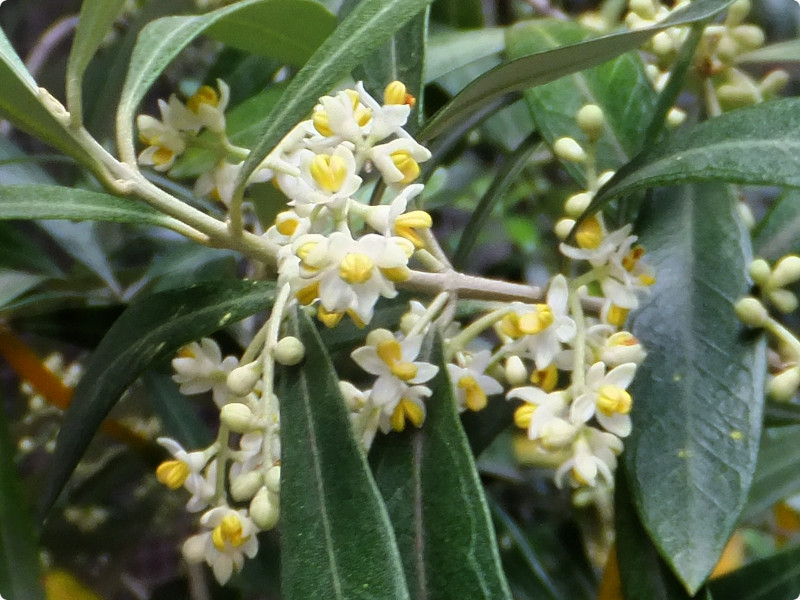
[
  {"left": 564, "top": 192, "right": 593, "bottom": 217},
  {"left": 768, "top": 366, "right": 800, "bottom": 402},
  {"left": 732, "top": 25, "right": 764, "bottom": 50},
  {"left": 716, "top": 83, "right": 756, "bottom": 106},
  {"left": 650, "top": 31, "right": 674, "bottom": 56},
  {"left": 666, "top": 107, "right": 687, "bottom": 128},
  {"left": 339, "top": 381, "right": 367, "bottom": 411},
  {"left": 769, "top": 289, "right": 799, "bottom": 314},
  {"left": 749, "top": 258, "right": 771, "bottom": 286},
  {"left": 768, "top": 255, "right": 800, "bottom": 288},
  {"left": 250, "top": 487, "right": 280, "bottom": 530},
  {"left": 504, "top": 356, "right": 528, "bottom": 387},
  {"left": 265, "top": 465, "right": 281, "bottom": 494},
  {"left": 230, "top": 471, "right": 263, "bottom": 502},
  {"left": 576, "top": 105, "right": 605, "bottom": 141},
  {"left": 540, "top": 420, "right": 578, "bottom": 450},
  {"left": 274, "top": 336, "right": 305, "bottom": 366},
  {"left": 760, "top": 70, "right": 789, "bottom": 96},
  {"left": 734, "top": 296, "right": 768, "bottom": 328},
  {"left": 182, "top": 534, "right": 206, "bottom": 563},
  {"left": 737, "top": 202, "right": 755, "bottom": 230},
  {"left": 597, "top": 170, "right": 615, "bottom": 188},
  {"left": 726, "top": 0, "right": 751, "bottom": 27},
  {"left": 629, "top": 0, "right": 656, "bottom": 19},
  {"left": 553, "top": 137, "right": 586, "bottom": 163},
  {"left": 554, "top": 218, "right": 576, "bottom": 241},
  {"left": 227, "top": 362, "right": 261, "bottom": 397},
  {"left": 221, "top": 402, "right": 255, "bottom": 433}
]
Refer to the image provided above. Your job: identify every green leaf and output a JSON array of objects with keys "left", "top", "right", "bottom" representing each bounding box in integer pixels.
[
  {"left": 0, "top": 184, "right": 181, "bottom": 228},
  {"left": 42, "top": 280, "right": 277, "bottom": 516},
  {"left": 204, "top": 0, "right": 335, "bottom": 66},
  {"left": 741, "top": 425, "right": 800, "bottom": 521},
  {"left": 625, "top": 184, "right": 766, "bottom": 594},
  {"left": 0, "top": 397, "right": 46, "bottom": 600},
  {"left": 66, "top": 0, "right": 127, "bottom": 125},
  {"left": 430, "top": 0, "right": 483, "bottom": 28},
  {"left": 589, "top": 98, "right": 800, "bottom": 214},
  {"left": 0, "top": 222, "right": 62, "bottom": 276},
  {"left": 505, "top": 19, "right": 656, "bottom": 184},
  {"left": 370, "top": 333, "right": 512, "bottom": 600},
  {"left": 737, "top": 39, "right": 800, "bottom": 63},
  {"left": 278, "top": 307, "right": 410, "bottom": 600},
  {"left": 0, "top": 269, "right": 47, "bottom": 309},
  {"left": 236, "top": 0, "right": 434, "bottom": 193},
  {"left": 753, "top": 189, "right": 800, "bottom": 260},
  {"left": 708, "top": 544, "right": 800, "bottom": 600},
  {"left": 615, "top": 468, "right": 694, "bottom": 600},
  {"left": 143, "top": 373, "right": 214, "bottom": 450},
  {"left": 425, "top": 28, "right": 504, "bottom": 82},
  {"left": 0, "top": 28, "right": 89, "bottom": 162},
  {"left": 419, "top": 0, "right": 733, "bottom": 142}
]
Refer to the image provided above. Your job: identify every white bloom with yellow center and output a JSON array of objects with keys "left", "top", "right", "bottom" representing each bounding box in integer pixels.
[
  {"left": 352, "top": 330, "right": 439, "bottom": 389},
  {"left": 570, "top": 361, "right": 636, "bottom": 437},
  {"left": 156, "top": 437, "right": 216, "bottom": 512},
  {"left": 555, "top": 429, "right": 622, "bottom": 488},
  {"left": 368, "top": 137, "right": 431, "bottom": 185},
  {"left": 559, "top": 219, "right": 633, "bottom": 266},
  {"left": 356, "top": 81, "right": 413, "bottom": 142},
  {"left": 507, "top": 387, "right": 571, "bottom": 444},
  {"left": 359, "top": 184, "right": 432, "bottom": 248},
  {"left": 186, "top": 80, "right": 230, "bottom": 134},
  {"left": 377, "top": 383, "right": 431, "bottom": 433},
  {"left": 172, "top": 338, "right": 239, "bottom": 408},
  {"left": 447, "top": 350, "right": 503, "bottom": 412}
]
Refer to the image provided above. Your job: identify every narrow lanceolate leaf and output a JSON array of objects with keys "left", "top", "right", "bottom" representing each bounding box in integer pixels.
[
  {"left": 419, "top": 0, "right": 732, "bottom": 142},
  {"left": 625, "top": 184, "right": 766, "bottom": 594},
  {"left": 588, "top": 98, "right": 800, "bottom": 214},
  {"left": 505, "top": 19, "right": 655, "bottom": 185},
  {"left": 737, "top": 39, "right": 800, "bottom": 63},
  {"left": 425, "top": 28, "right": 505, "bottom": 83},
  {"left": 236, "top": 0, "right": 434, "bottom": 193},
  {"left": 66, "top": 0, "right": 127, "bottom": 125},
  {"left": 615, "top": 469, "right": 694, "bottom": 600},
  {"left": 370, "top": 333, "right": 512, "bottom": 600},
  {"left": 708, "top": 544, "right": 800, "bottom": 600},
  {"left": 279, "top": 308, "right": 409, "bottom": 600},
  {"left": 753, "top": 189, "right": 800, "bottom": 260},
  {"left": 741, "top": 425, "right": 800, "bottom": 521},
  {"left": 0, "top": 398, "right": 46, "bottom": 600},
  {"left": 42, "top": 281, "right": 276, "bottom": 517},
  {"left": 0, "top": 184, "right": 179, "bottom": 228}
]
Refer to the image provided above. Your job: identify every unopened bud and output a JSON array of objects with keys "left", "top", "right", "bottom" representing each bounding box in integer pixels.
[
  {"left": 737, "top": 202, "right": 755, "bottom": 230},
  {"left": 650, "top": 31, "right": 674, "bottom": 56},
  {"left": 576, "top": 105, "right": 605, "bottom": 141},
  {"left": 768, "top": 366, "right": 800, "bottom": 402},
  {"left": 265, "top": 465, "right": 281, "bottom": 494},
  {"left": 760, "top": 70, "right": 789, "bottom": 96},
  {"left": 769, "top": 289, "right": 799, "bottom": 314},
  {"left": 749, "top": 258, "right": 771, "bottom": 286},
  {"left": 231, "top": 471, "right": 263, "bottom": 502},
  {"left": 339, "top": 381, "right": 367, "bottom": 411},
  {"left": 732, "top": 25, "right": 764, "bottom": 50},
  {"left": 182, "top": 535, "right": 206, "bottom": 563},
  {"left": 716, "top": 83, "right": 756, "bottom": 106},
  {"left": 629, "top": 0, "right": 656, "bottom": 19},
  {"left": 597, "top": 170, "right": 615, "bottom": 188},
  {"left": 250, "top": 487, "right": 280, "bottom": 530},
  {"left": 564, "top": 192, "right": 593, "bottom": 217},
  {"left": 554, "top": 218, "right": 576, "bottom": 241},
  {"left": 221, "top": 402, "right": 255, "bottom": 433},
  {"left": 274, "top": 336, "right": 305, "bottom": 366},
  {"left": 505, "top": 356, "right": 528, "bottom": 387},
  {"left": 734, "top": 296, "right": 768, "bottom": 327},
  {"left": 553, "top": 137, "right": 586, "bottom": 163},
  {"left": 768, "top": 255, "right": 800, "bottom": 288},
  {"left": 666, "top": 107, "right": 687, "bottom": 128},
  {"left": 726, "top": 0, "right": 751, "bottom": 27},
  {"left": 227, "top": 362, "right": 261, "bottom": 396}
]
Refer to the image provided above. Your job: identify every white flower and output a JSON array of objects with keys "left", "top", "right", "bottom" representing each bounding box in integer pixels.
[
  {"left": 570, "top": 362, "right": 637, "bottom": 437},
  {"left": 368, "top": 137, "right": 431, "bottom": 185},
  {"left": 156, "top": 437, "right": 216, "bottom": 512},
  {"left": 507, "top": 387, "right": 571, "bottom": 443},
  {"left": 182, "top": 506, "right": 259, "bottom": 584},
  {"left": 172, "top": 338, "right": 239, "bottom": 407},
  {"left": 355, "top": 81, "right": 412, "bottom": 142},
  {"left": 352, "top": 330, "right": 438, "bottom": 390},
  {"left": 559, "top": 218, "right": 633, "bottom": 267},
  {"left": 195, "top": 161, "right": 273, "bottom": 207},
  {"left": 186, "top": 80, "right": 230, "bottom": 134},
  {"left": 359, "top": 184, "right": 432, "bottom": 248},
  {"left": 375, "top": 383, "right": 432, "bottom": 433},
  {"left": 555, "top": 429, "right": 622, "bottom": 488},
  {"left": 278, "top": 145, "right": 362, "bottom": 210},
  {"left": 447, "top": 350, "right": 503, "bottom": 412}
]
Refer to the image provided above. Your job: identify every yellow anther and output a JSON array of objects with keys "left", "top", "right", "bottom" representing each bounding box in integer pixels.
[
  {"left": 576, "top": 215, "right": 603, "bottom": 249},
  {"left": 390, "top": 398, "right": 425, "bottom": 431},
  {"left": 310, "top": 154, "right": 348, "bottom": 193},
  {"left": 377, "top": 339, "right": 403, "bottom": 366},
  {"left": 384, "top": 81, "right": 407, "bottom": 105},
  {"left": 605, "top": 304, "right": 630, "bottom": 327},
  {"left": 346, "top": 309, "right": 366, "bottom": 329},
  {"left": 390, "top": 150, "right": 421, "bottom": 184},
  {"left": 295, "top": 241, "right": 318, "bottom": 265},
  {"left": 459, "top": 376, "right": 487, "bottom": 411},
  {"left": 608, "top": 331, "right": 639, "bottom": 347},
  {"left": 212, "top": 514, "right": 248, "bottom": 551},
  {"left": 639, "top": 273, "right": 656, "bottom": 286},
  {"left": 156, "top": 460, "right": 189, "bottom": 490},
  {"left": 622, "top": 245, "right": 646, "bottom": 272},
  {"left": 380, "top": 266, "right": 410, "bottom": 282},
  {"left": 152, "top": 147, "right": 175, "bottom": 167},
  {"left": 530, "top": 364, "right": 558, "bottom": 392},
  {"left": 295, "top": 281, "right": 319, "bottom": 305},
  {"left": 390, "top": 361, "right": 418, "bottom": 381},
  {"left": 571, "top": 466, "right": 590, "bottom": 486},
  {"left": 355, "top": 106, "right": 372, "bottom": 127},
  {"left": 518, "top": 305, "right": 554, "bottom": 335},
  {"left": 596, "top": 385, "right": 632, "bottom": 416},
  {"left": 317, "top": 305, "right": 344, "bottom": 328},
  {"left": 312, "top": 109, "right": 333, "bottom": 136},
  {"left": 500, "top": 314, "right": 523, "bottom": 339},
  {"left": 187, "top": 85, "right": 219, "bottom": 114},
  {"left": 345, "top": 89, "right": 360, "bottom": 110},
  {"left": 513, "top": 404, "right": 536, "bottom": 429},
  {"left": 339, "top": 253, "right": 374, "bottom": 284},
  {"left": 276, "top": 213, "right": 299, "bottom": 236},
  {"left": 395, "top": 211, "right": 432, "bottom": 248},
  {"left": 177, "top": 344, "right": 197, "bottom": 359}
]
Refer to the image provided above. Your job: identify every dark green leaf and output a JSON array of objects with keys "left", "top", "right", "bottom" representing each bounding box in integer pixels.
[
  {"left": 0, "top": 398, "right": 46, "bottom": 600},
  {"left": 370, "top": 333, "right": 512, "bottom": 600},
  {"left": 42, "top": 280, "right": 276, "bottom": 516},
  {"left": 763, "top": 400, "right": 800, "bottom": 428},
  {"left": 420, "top": 0, "right": 732, "bottom": 142},
  {"left": 236, "top": 0, "right": 434, "bottom": 194},
  {"left": 279, "top": 307, "right": 410, "bottom": 600},
  {"left": 505, "top": 19, "right": 656, "bottom": 184},
  {"left": 430, "top": 0, "right": 483, "bottom": 28},
  {"left": 708, "top": 543, "right": 800, "bottom": 600},
  {"left": 204, "top": 0, "right": 335, "bottom": 66},
  {"left": 143, "top": 373, "right": 214, "bottom": 450},
  {"left": 741, "top": 425, "right": 800, "bottom": 521},
  {"left": 425, "top": 28, "right": 504, "bottom": 82},
  {"left": 753, "top": 189, "right": 800, "bottom": 260},
  {"left": 0, "top": 222, "right": 62, "bottom": 277},
  {"left": 0, "top": 270, "right": 47, "bottom": 309},
  {"left": 625, "top": 184, "right": 766, "bottom": 593},
  {"left": 737, "top": 39, "right": 800, "bottom": 63}
]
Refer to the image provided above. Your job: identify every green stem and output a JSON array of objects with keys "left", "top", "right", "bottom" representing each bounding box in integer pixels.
[
  {"left": 407, "top": 292, "right": 450, "bottom": 338},
  {"left": 447, "top": 305, "right": 514, "bottom": 360}
]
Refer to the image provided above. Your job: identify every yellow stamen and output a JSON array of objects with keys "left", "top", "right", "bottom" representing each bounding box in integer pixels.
[
  {"left": 156, "top": 460, "right": 189, "bottom": 490},
  {"left": 608, "top": 331, "right": 639, "bottom": 347},
  {"left": 295, "top": 281, "right": 319, "bottom": 305},
  {"left": 572, "top": 466, "right": 590, "bottom": 486},
  {"left": 312, "top": 109, "right": 333, "bottom": 136},
  {"left": 576, "top": 215, "right": 603, "bottom": 249},
  {"left": 310, "top": 154, "right": 348, "bottom": 193},
  {"left": 390, "top": 361, "right": 418, "bottom": 381},
  {"left": 606, "top": 304, "right": 630, "bottom": 327},
  {"left": 530, "top": 364, "right": 558, "bottom": 392},
  {"left": 395, "top": 211, "right": 432, "bottom": 248},
  {"left": 177, "top": 345, "right": 196, "bottom": 359},
  {"left": 639, "top": 273, "right": 656, "bottom": 286},
  {"left": 212, "top": 514, "right": 248, "bottom": 551},
  {"left": 346, "top": 310, "right": 366, "bottom": 329},
  {"left": 317, "top": 306, "right": 344, "bottom": 328},
  {"left": 380, "top": 266, "right": 410, "bottom": 282},
  {"left": 596, "top": 385, "right": 632, "bottom": 416},
  {"left": 276, "top": 213, "right": 299, "bottom": 236},
  {"left": 384, "top": 81, "right": 408, "bottom": 105},
  {"left": 513, "top": 404, "right": 536, "bottom": 429},
  {"left": 339, "top": 253, "right": 374, "bottom": 284},
  {"left": 377, "top": 339, "right": 402, "bottom": 365},
  {"left": 622, "top": 245, "right": 646, "bottom": 271},
  {"left": 459, "top": 375, "right": 487, "bottom": 411},
  {"left": 500, "top": 314, "right": 523, "bottom": 338},
  {"left": 390, "top": 398, "right": 425, "bottom": 431},
  {"left": 518, "top": 305, "right": 554, "bottom": 335},
  {"left": 390, "top": 150, "right": 420, "bottom": 184},
  {"left": 152, "top": 146, "right": 175, "bottom": 167},
  {"left": 187, "top": 85, "right": 219, "bottom": 113}
]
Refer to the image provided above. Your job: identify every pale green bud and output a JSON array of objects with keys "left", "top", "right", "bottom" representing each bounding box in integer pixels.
[
  {"left": 274, "top": 336, "right": 305, "bottom": 366},
  {"left": 760, "top": 70, "right": 789, "bottom": 96},
  {"left": 768, "top": 255, "right": 800, "bottom": 288},
  {"left": 736, "top": 202, "right": 755, "bottom": 230},
  {"left": 250, "top": 487, "right": 280, "bottom": 530},
  {"left": 576, "top": 105, "right": 605, "bottom": 141},
  {"left": 504, "top": 356, "right": 528, "bottom": 387},
  {"left": 553, "top": 137, "right": 586, "bottom": 163},
  {"left": 629, "top": 0, "right": 656, "bottom": 19},
  {"left": 666, "top": 107, "right": 687, "bottom": 128},
  {"left": 227, "top": 362, "right": 261, "bottom": 397},
  {"left": 221, "top": 402, "right": 255, "bottom": 433},
  {"left": 732, "top": 25, "right": 764, "bottom": 50},
  {"left": 651, "top": 31, "right": 674, "bottom": 56},
  {"left": 230, "top": 471, "right": 263, "bottom": 502},
  {"left": 768, "top": 366, "right": 800, "bottom": 402},
  {"left": 564, "top": 192, "right": 593, "bottom": 218},
  {"left": 715, "top": 36, "right": 741, "bottom": 63},
  {"left": 265, "top": 465, "right": 281, "bottom": 494},
  {"left": 734, "top": 296, "right": 768, "bottom": 327},
  {"left": 597, "top": 170, "right": 616, "bottom": 188},
  {"left": 716, "top": 83, "right": 757, "bottom": 106},
  {"left": 749, "top": 258, "right": 771, "bottom": 286},
  {"left": 726, "top": 0, "right": 751, "bottom": 27},
  {"left": 554, "top": 218, "right": 576, "bottom": 241},
  {"left": 769, "top": 289, "right": 799, "bottom": 314}
]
